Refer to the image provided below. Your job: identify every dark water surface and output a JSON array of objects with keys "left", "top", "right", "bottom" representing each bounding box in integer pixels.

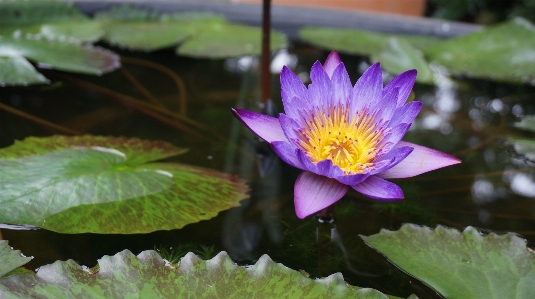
[{"left": 1, "top": 45, "right": 535, "bottom": 298}]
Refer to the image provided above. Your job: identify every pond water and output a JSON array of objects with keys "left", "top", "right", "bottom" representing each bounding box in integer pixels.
[{"left": 1, "top": 43, "right": 535, "bottom": 298}]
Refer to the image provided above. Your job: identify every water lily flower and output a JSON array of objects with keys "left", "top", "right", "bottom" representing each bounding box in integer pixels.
[{"left": 233, "top": 51, "right": 461, "bottom": 219}]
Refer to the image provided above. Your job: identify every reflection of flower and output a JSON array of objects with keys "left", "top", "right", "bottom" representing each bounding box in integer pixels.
[{"left": 233, "top": 51, "right": 461, "bottom": 219}]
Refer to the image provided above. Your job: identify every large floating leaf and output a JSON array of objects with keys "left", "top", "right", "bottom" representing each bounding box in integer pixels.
[
  {"left": 424, "top": 18, "right": 535, "bottom": 84},
  {"left": 0, "top": 136, "right": 248, "bottom": 234},
  {"left": 299, "top": 27, "right": 437, "bottom": 83},
  {"left": 361, "top": 224, "right": 535, "bottom": 299},
  {"left": 101, "top": 20, "right": 190, "bottom": 51},
  {"left": 0, "top": 241, "right": 32, "bottom": 278},
  {"left": 300, "top": 27, "right": 387, "bottom": 57},
  {"left": 371, "top": 37, "right": 434, "bottom": 84},
  {"left": 95, "top": 6, "right": 286, "bottom": 56},
  {"left": 177, "top": 18, "right": 287, "bottom": 58},
  {"left": 0, "top": 1, "right": 87, "bottom": 26},
  {"left": 0, "top": 37, "right": 119, "bottom": 75},
  {"left": 0, "top": 250, "right": 411, "bottom": 298}
]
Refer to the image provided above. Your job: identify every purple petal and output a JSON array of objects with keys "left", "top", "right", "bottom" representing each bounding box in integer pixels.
[
  {"left": 383, "top": 69, "right": 417, "bottom": 107},
  {"left": 297, "top": 149, "right": 320, "bottom": 174},
  {"left": 369, "top": 146, "right": 413, "bottom": 175},
  {"left": 372, "top": 87, "right": 398, "bottom": 123},
  {"left": 352, "top": 176, "right": 404, "bottom": 201},
  {"left": 389, "top": 101, "right": 422, "bottom": 128},
  {"left": 377, "top": 141, "right": 461, "bottom": 179},
  {"left": 323, "top": 50, "right": 342, "bottom": 78},
  {"left": 335, "top": 173, "right": 369, "bottom": 185},
  {"left": 294, "top": 171, "right": 349, "bottom": 219},
  {"left": 309, "top": 61, "right": 333, "bottom": 108},
  {"left": 350, "top": 63, "right": 383, "bottom": 116},
  {"left": 281, "top": 66, "right": 308, "bottom": 119},
  {"left": 232, "top": 109, "right": 287, "bottom": 143},
  {"left": 379, "top": 123, "right": 411, "bottom": 152},
  {"left": 278, "top": 113, "right": 302, "bottom": 147},
  {"left": 271, "top": 141, "right": 305, "bottom": 170},
  {"left": 331, "top": 63, "right": 352, "bottom": 107}
]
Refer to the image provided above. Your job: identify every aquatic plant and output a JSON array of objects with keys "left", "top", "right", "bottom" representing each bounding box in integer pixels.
[{"left": 233, "top": 51, "right": 460, "bottom": 218}]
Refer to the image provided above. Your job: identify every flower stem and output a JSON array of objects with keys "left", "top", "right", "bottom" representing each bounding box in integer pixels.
[{"left": 317, "top": 203, "right": 336, "bottom": 223}]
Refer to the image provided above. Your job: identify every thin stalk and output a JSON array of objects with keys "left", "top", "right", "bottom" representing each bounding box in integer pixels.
[
  {"left": 261, "top": 0, "right": 271, "bottom": 104},
  {"left": 120, "top": 66, "right": 164, "bottom": 108},
  {"left": 0, "top": 102, "right": 79, "bottom": 135},
  {"left": 65, "top": 76, "right": 227, "bottom": 142},
  {"left": 121, "top": 57, "right": 188, "bottom": 116}
]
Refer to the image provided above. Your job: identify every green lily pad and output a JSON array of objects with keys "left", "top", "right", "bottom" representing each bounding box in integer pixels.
[
  {"left": 514, "top": 115, "right": 535, "bottom": 133},
  {"left": 299, "top": 27, "right": 442, "bottom": 56},
  {"left": 177, "top": 18, "right": 287, "bottom": 58},
  {"left": 299, "top": 27, "right": 436, "bottom": 83},
  {"left": 0, "top": 1, "right": 87, "bottom": 26},
  {"left": 424, "top": 18, "right": 535, "bottom": 84},
  {"left": 101, "top": 20, "right": 191, "bottom": 51},
  {"left": 371, "top": 37, "right": 434, "bottom": 84},
  {"left": 0, "top": 55, "right": 48, "bottom": 86},
  {"left": 38, "top": 20, "right": 105, "bottom": 43},
  {"left": 361, "top": 224, "right": 535, "bottom": 299},
  {"left": 0, "top": 241, "right": 32, "bottom": 278},
  {"left": 508, "top": 137, "right": 535, "bottom": 161},
  {"left": 0, "top": 135, "right": 248, "bottom": 234},
  {"left": 299, "top": 27, "right": 387, "bottom": 56},
  {"left": 96, "top": 6, "right": 286, "bottom": 57},
  {"left": 0, "top": 37, "right": 119, "bottom": 75},
  {"left": 0, "top": 250, "right": 412, "bottom": 298}
]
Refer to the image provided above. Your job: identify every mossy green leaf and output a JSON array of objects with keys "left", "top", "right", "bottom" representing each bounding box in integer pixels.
[
  {"left": 0, "top": 135, "right": 248, "bottom": 234},
  {"left": 371, "top": 37, "right": 434, "bottom": 84},
  {"left": 0, "top": 135, "right": 186, "bottom": 164},
  {"left": 0, "top": 250, "right": 412, "bottom": 298},
  {"left": 0, "top": 56, "right": 48, "bottom": 86},
  {"left": 424, "top": 18, "right": 535, "bottom": 84},
  {"left": 361, "top": 224, "right": 535, "bottom": 299},
  {"left": 0, "top": 241, "right": 32, "bottom": 278}
]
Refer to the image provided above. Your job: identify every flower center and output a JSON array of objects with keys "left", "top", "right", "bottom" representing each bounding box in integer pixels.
[{"left": 298, "top": 105, "right": 385, "bottom": 174}]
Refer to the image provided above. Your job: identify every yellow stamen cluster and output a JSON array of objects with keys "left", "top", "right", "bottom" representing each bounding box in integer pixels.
[{"left": 298, "top": 106, "right": 385, "bottom": 174}]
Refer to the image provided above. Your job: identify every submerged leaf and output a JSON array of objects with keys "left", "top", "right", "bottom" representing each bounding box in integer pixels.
[
  {"left": 0, "top": 250, "right": 409, "bottom": 298},
  {"left": 424, "top": 18, "right": 535, "bottom": 84},
  {"left": 0, "top": 136, "right": 248, "bottom": 234},
  {"left": 514, "top": 115, "right": 535, "bottom": 133},
  {"left": 361, "top": 224, "right": 535, "bottom": 299},
  {"left": 0, "top": 241, "right": 32, "bottom": 278},
  {"left": 508, "top": 137, "right": 535, "bottom": 161}
]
